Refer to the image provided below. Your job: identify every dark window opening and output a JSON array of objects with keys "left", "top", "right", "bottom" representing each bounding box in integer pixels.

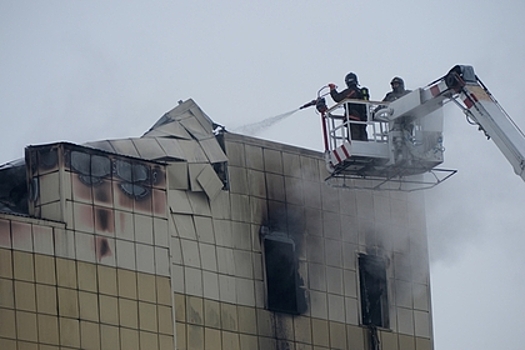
[
  {"left": 212, "top": 161, "right": 229, "bottom": 190},
  {"left": 0, "top": 160, "right": 28, "bottom": 214},
  {"left": 263, "top": 236, "right": 300, "bottom": 314},
  {"left": 213, "top": 131, "right": 229, "bottom": 190},
  {"left": 359, "top": 254, "right": 389, "bottom": 328}
]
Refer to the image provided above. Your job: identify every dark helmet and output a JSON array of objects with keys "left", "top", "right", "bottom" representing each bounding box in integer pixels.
[
  {"left": 390, "top": 76, "right": 404, "bottom": 87},
  {"left": 345, "top": 72, "right": 358, "bottom": 87}
]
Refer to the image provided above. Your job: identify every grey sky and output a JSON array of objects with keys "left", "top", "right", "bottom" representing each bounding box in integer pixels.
[{"left": 2, "top": 1, "right": 525, "bottom": 349}]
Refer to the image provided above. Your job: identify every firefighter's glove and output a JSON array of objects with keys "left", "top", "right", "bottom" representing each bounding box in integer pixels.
[{"left": 328, "top": 83, "right": 336, "bottom": 90}]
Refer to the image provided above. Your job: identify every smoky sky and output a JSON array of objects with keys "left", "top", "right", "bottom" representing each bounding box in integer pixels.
[{"left": 2, "top": 1, "right": 525, "bottom": 349}]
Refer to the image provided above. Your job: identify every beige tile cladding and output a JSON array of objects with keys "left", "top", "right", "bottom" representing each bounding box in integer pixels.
[
  {"left": 173, "top": 291, "right": 433, "bottom": 349},
  {"left": 0, "top": 247, "right": 173, "bottom": 350},
  {"left": 166, "top": 134, "right": 432, "bottom": 349},
  {"left": 1, "top": 201, "right": 170, "bottom": 277},
  {"left": 0, "top": 130, "right": 432, "bottom": 349}
]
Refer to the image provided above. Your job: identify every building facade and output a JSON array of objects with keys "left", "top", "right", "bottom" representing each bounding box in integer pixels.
[{"left": 0, "top": 99, "right": 433, "bottom": 349}]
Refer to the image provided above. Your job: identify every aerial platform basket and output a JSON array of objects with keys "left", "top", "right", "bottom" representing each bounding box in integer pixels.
[
  {"left": 305, "top": 65, "right": 525, "bottom": 190},
  {"left": 318, "top": 86, "right": 456, "bottom": 191}
]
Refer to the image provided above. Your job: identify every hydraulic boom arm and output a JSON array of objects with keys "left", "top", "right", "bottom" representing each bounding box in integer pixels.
[{"left": 435, "top": 66, "right": 525, "bottom": 181}]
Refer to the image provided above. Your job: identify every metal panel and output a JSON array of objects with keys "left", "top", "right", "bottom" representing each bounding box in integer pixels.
[
  {"left": 167, "top": 162, "right": 189, "bottom": 190},
  {"left": 84, "top": 140, "right": 117, "bottom": 153},
  {"left": 187, "top": 192, "right": 211, "bottom": 216},
  {"left": 177, "top": 140, "right": 209, "bottom": 163},
  {"left": 155, "top": 138, "right": 187, "bottom": 161},
  {"left": 143, "top": 121, "right": 193, "bottom": 140},
  {"left": 179, "top": 116, "right": 211, "bottom": 140},
  {"left": 188, "top": 163, "right": 206, "bottom": 192},
  {"left": 108, "top": 139, "right": 141, "bottom": 158},
  {"left": 196, "top": 164, "right": 224, "bottom": 201},
  {"left": 350, "top": 141, "right": 390, "bottom": 159},
  {"left": 198, "top": 137, "right": 228, "bottom": 163},
  {"left": 188, "top": 104, "right": 214, "bottom": 133},
  {"left": 168, "top": 190, "right": 193, "bottom": 214},
  {"left": 164, "top": 100, "right": 194, "bottom": 121},
  {"left": 131, "top": 138, "right": 167, "bottom": 160}
]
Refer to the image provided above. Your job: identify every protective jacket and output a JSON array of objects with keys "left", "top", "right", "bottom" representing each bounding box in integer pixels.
[
  {"left": 330, "top": 85, "right": 369, "bottom": 141},
  {"left": 330, "top": 86, "right": 368, "bottom": 121},
  {"left": 382, "top": 89, "right": 411, "bottom": 102}
]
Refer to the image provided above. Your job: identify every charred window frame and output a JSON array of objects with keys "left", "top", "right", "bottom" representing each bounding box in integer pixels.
[
  {"left": 359, "top": 254, "right": 389, "bottom": 328},
  {"left": 262, "top": 235, "right": 301, "bottom": 314}
]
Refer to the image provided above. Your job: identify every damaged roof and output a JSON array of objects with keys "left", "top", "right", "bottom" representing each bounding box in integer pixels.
[
  {"left": 0, "top": 99, "right": 229, "bottom": 215},
  {"left": 86, "top": 99, "right": 228, "bottom": 163}
]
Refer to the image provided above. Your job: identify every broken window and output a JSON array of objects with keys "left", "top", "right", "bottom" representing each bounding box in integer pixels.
[
  {"left": 213, "top": 132, "right": 229, "bottom": 190},
  {"left": 212, "top": 161, "right": 229, "bottom": 190},
  {"left": 263, "top": 236, "right": 301, "bottom": 314},
  {"left": 0, "top": 160, "right": 28, "bottom": 214},
  {"left": 359, "top": 254, "right": 389, "bottom": 328}
]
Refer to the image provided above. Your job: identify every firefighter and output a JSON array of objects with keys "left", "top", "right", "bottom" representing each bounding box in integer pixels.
[
  {"left": 382, "top": 76, "right": 411, "bottom": 102},
  {"left": 328, "top": 72, "right": 369, "bottom": 141}
]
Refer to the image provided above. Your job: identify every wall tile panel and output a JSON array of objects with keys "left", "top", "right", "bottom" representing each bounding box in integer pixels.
[
  {"left": 75, "top": 232, "right": 96, "bottom": 263},
  {"left": 37, "top": 314, "right": 60, "bottom": 345},
  {"left": 13, "top": 251, "right": 34, "bottom": 282},
  {"left": 248, "top": 169, "right": 266, "bottom": 198},
  {"left": 80, "top": 320, "right": 101, "bottom": 350},
  {"left": 14, "top": 281, "right": 36, "bottom": 312},
  {"left": 218, "top": 275, "right": 236, "bottom": 304},
  {"left": 0, "top": 278, "right": 14, "bottom": 308},
  {"left": 78, "top": 291, "right": 99, "bottom": 322},
  {"left": 115, "top": 239, "right": 136, "bottom": 270},
  {"left": 344, "top": 297, "right": 359, "bottom": 325},
  {"left": 185, "top": 267, "right": 204, "bottom": 297},
  {"left": 235, "top": 278, "right": 255, "bottom": 306},
  {"left": 181, "top": 239, "right": 201, "bottom": 268},
  {"left": 397, "top": 307, "right": 415, "bottom": 335},
  {"left": 154, "top": 217, "right": 169, "bottom": 247},
  {"left": 202, "top": 271, "right": 220, "bottom": 301},
  {"left": 134, "top": 214, "right": 153, "bottom": 245},
  {"left": 0, "top": 308, "right": 16, "bottom": 338},
  {"left": 120, "top": 328, "right": 140, "bottom": 350},
  {"left": 119, "top": 298, "right": 138, "bottom": 329},
  {"left": 309, "top": 290, "right": 328, "bottom": 319},
  {"left": 33, "top": 225, "right": 54, "bottom": 255},
  {"left": 245, "top": 145, "right": 263, "bottom": 171},
  {"left": 114, "top": 210, "right": 134, "bottom": 241},
  {"left": 35, "top": 284, "right": 57, "bottom": 315},
  {"left": 0, "top": 219, "right": 11, "bottom": 249},
  {"left": 136, "top": 243, "right": 155, "bottom": 274},
  {"left": 16, "top": 310, "right": 38, "bottom": 342},
  {"left": 11, "top": 221, "right": 32, "bottom": 252},
  {"left": 155, "top": 247, "right": 170, "bottom": 276},
  {"left": 414, "top": 310, "right": 431, "bottom": 338}
]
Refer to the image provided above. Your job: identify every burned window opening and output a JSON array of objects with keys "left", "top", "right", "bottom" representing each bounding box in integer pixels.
[
  {"left": 359, "top": 254, "right": 389, "bottom": 329},
  {"left": 37, "top": 148, "right": 59, "bottom": 170},
  {"left": 69, "top": 151, "right": 111, "bottom": 186},
  {"left": 263, "top": 235, "right": 304, "bottom": 315},
  {"left": 0, "top": 160, "right": 28, "bottom": 214},
  {"left": 212, "top": 161, "right": 229, "bottom": 190},
  {"left": 213, "top": 132, "right": 229, "bottom": 190}
]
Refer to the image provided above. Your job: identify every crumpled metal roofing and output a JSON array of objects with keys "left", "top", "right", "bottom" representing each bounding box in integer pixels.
[
  {"left": 0, "top": 99, "right": 229, "bottom": 215},
  {"left": 86, "top": 98, "right": 228, "bottom": 164}
]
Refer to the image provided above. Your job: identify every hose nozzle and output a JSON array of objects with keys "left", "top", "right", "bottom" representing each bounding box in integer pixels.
[{"left": 299, "top": 99, "right": 317, "bottom": 110}]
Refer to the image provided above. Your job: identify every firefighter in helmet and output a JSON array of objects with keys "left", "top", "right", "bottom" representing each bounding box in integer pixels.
[
  {"left": 382, "top": 77, "right": 411, "bottom": 102},
  {"left": 328, "top": 72, "right": 369, "bottom": 141}
]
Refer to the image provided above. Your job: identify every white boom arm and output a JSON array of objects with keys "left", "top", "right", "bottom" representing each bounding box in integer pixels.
[{"left": 420, "top": 66, "right": 525, "bottom": 181}]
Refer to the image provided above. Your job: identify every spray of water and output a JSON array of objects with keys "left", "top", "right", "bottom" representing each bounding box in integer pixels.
[{"left": 233, "top": 109, "right": 300, "bottom": 136}]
